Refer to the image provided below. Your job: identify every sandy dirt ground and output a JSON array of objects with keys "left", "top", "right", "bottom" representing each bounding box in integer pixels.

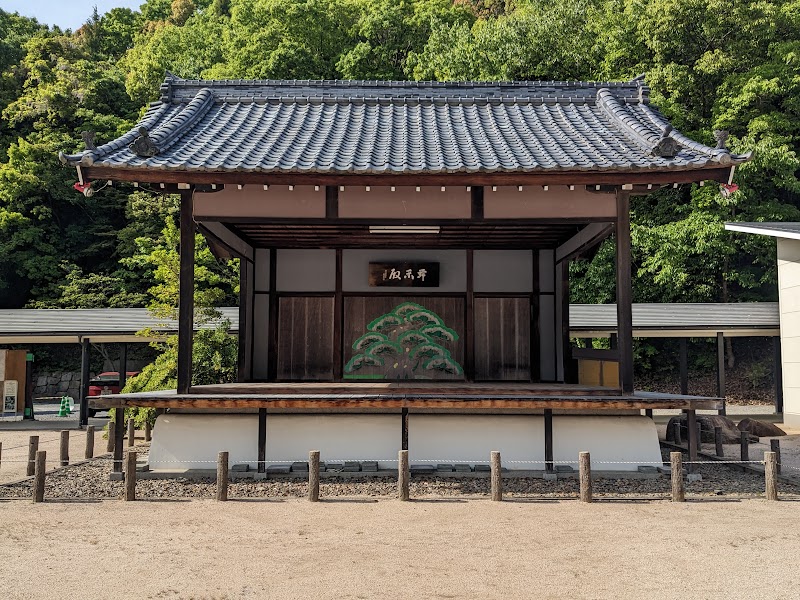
[
  {"left": 1, "top": 498, "right": 799, "bottom": 600},
  {"left": 0, "top": 429, "right": 110, "bottom": 484}
]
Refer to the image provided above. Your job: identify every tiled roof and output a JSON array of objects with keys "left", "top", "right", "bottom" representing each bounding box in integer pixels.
[{"left": 60, "top": 75, "right": 750, "bottom": 175}]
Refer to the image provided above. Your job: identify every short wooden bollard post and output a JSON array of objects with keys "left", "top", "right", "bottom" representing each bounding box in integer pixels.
[
  {"left": 145, "top": 420, "right": 152, "bottom": 442},
  {"left": 125, "top": 451, "right": 137, "bottom": 501},
  {"left": 714, "top": 426, "right": 723, "bottom": 457},
  {"left": 673, "top": 421, "right": 682, "bottom": 445},
  {"left": 127, "top": 418, "right": 135, "bottom": 448},
  {"left": 59, "top": 430, "right": 69, "bottom": 467},
  {"left": 670, "top": 452, "right": 685, "bottom": 502},
  {"left": 107, "top": 423, "right": 115, "bottom": 453},
  {"left": 398, "top": 450, "right": 409, "bottom": 501},
  {"left": 217, "top": 451, "right": 229, "bottom": 502},
  {"left": 490, "top": 451, "right": 502, "bottom": 501},
  {"left": 27, "top": 435, "right": 39, "bottom": 477},
  {"left": 308, "top": 450, "right": 320, "bottom": 502},
  {"left": 0, "top": 441, "right": 3, "bottom": 471},
  {"left": 771, "top": 439, "right": 781, "bottom": 475},
  {"left": 579, "top": 451, "right": 592, "bottom": 503},
  {"left": 85, "top": 425, "right": 95, "bottom": 459},
  {"left": 740, "top": 431, "right": 750, "bottom": 462},
  {"left": 765, "top": 451, "right": 778, "bottom": 501},
  {"left": 33, "top": 450, "right": 46, "bottom": 503}
]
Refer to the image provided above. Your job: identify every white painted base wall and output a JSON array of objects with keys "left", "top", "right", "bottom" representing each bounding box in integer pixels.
[{"left": 148, "top": 414, "right": 663, "bottom": 472}]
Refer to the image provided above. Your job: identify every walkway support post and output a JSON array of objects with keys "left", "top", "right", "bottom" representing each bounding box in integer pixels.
[
  {"left": 686, "top": 410, "right": 698, "bottom": 473},
  {"left": 308, "top": 450, "right": 320, "bottom": 502},
  {"left": 771, "top": 439, "right": 781, "bottom": 475},
  {"left": 59, "top": 430, "right": 69, "bottom": 467},
  {"left": 79, "top": 337, "right": 91, "bottom": 426},
  {"left": 490, "top": 451, "right": 502, "bottom": 501},
  {"left": 398, "top": 450, "right": 409, "bottom": 501},
  {"left": 125, "top": 451, "right": 137, "bottom": 501},
  {"left": 26, "top": 435, "right": 38, "bottom": 477},
  {"left": 85, "top": 426, "right": 95, "bottom": 459},
  {"left": 714, "top": 426, "right": 723, "bottom": 457},
  {"left": 33, "top": 450, "right": 46, "bottom": 503},
  {"left": 217, "top": 451, "right": 229, "bottom": 502},
  {"left": 670, "top": 452, "right": 684, "bottom": 502},
  {"left": 615, "top": 190, "right": 634, "bottom": 393},
  {"left": 579, "top": 451, "right": 592, "bottom": 502},
  {"left": 740, "top": 431, "right": 749, "bottom": 462},
  {"left": 765, "top": 451, "right": 778, "bottom": 501},
  {"left": 127, "top": 418, "right": 135, "bottom": 448},
  {"left": 177, "top": 189, "right": 194, "bottom": 394},
  {"left": 113, "top": 411, "right": 125, "bottom": 474},
  {"left": 717, "top": 332, "right": 726, "bottom": 415}
]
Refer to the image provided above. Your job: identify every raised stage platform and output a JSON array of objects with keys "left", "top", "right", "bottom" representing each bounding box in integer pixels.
[{"left": 92, "top": 382, "right": 722, "bottom": 412}]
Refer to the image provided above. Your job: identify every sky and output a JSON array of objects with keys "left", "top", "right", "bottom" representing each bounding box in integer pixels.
[{"left": 1, "top": 0, "right": 143, "bottom": 31}]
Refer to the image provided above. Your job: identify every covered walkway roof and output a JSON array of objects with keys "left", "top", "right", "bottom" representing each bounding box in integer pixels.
[{"left": 0, "top": 303, "right": 778, "bottom": 344}]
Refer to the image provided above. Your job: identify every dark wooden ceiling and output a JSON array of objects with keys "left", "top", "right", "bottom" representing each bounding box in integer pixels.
[{"left": 225, "top": 222, "right": 592, "bottom": 249}]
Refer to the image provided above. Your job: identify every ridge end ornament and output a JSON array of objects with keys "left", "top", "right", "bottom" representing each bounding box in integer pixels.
[
  {"left": 651, "top": 125, "right": 680, "bottom": 158},
  {"left": 129, "top": 127, "right": 159, "bottom": 157},
  {"left": 81, "top": 131, "right": 97, "bottom": 151},
  {"left": 713, "top": 129, "right": 730, "bottom": 150}
]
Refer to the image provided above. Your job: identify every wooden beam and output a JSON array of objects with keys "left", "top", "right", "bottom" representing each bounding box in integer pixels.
[
  {"left": 82, "top": 166, "right": 736, "bottom": 187},
  {"left": 93, "top": 395, "right": 723, "bottom": 411},
  {"left": 196, "top": 221, "right": 254, "bottom": 262},
  {"left": 615, "top": 190, "right": 634, "bottom": 393},
  {"left": 177, "top": 189, "right": 195, "bottom": 394},
  {"left": 555, "top": 222, "right": 614, "bottom": 263},
  {"left": 78, "top": 337, "right": 90, "bottom": 427}
]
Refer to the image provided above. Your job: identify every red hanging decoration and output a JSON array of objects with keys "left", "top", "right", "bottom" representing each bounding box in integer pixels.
[{"left": 719, "top": 183, "right": 739, "bottom": 197}]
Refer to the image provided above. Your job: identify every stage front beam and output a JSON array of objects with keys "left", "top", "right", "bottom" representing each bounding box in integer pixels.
[
  {"left": 177, "top": 189, "right": 195, "bottom": 394},
  {"left": 616, "top": 190, "right": 634, "bottom": 393}
]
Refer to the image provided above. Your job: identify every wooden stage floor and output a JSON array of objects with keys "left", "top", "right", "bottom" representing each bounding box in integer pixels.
[{"left": 93, "top": 382, "right": 723, "bottom": 411}]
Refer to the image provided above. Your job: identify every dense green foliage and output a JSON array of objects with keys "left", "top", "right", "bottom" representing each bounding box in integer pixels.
[{"left": 1, "top": 0, "right": 799, "bottom": 375}]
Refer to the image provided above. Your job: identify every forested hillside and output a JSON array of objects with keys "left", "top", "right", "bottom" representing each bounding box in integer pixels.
[{"left": 1, "top": 0, "right": 799, "bottom": 376}]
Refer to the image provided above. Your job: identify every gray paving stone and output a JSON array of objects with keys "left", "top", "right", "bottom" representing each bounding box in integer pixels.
[{"left": 266, "top": 464, "right": 291, "bottom": 475}]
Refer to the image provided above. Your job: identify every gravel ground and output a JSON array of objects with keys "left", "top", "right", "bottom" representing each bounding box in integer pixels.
[
  {"left": 2, "top": 446, "right": 797, "bottom": 501},
  {"left": 2, "top": 498, "right": 799, "bottom": 599}
]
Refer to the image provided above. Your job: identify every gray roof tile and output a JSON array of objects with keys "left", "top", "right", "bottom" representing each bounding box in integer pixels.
[{"left": 60, "top": 76, "right": 750, "bottom": 174}]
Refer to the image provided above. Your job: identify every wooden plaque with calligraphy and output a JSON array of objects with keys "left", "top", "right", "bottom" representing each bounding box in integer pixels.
[{"left": 368, "top": 262, "right": 440, "bottom": 287}]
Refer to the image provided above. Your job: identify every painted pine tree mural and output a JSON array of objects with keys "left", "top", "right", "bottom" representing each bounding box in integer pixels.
[{"left": 345, "top": 302, "right": 463, "bottom": 379}]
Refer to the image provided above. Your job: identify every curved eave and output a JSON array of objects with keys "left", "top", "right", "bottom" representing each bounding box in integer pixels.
[{"left": 80, "top": 164, "right": 737, "bottom": 187}]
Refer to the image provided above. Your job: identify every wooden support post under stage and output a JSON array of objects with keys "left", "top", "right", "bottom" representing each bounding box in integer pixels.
[
  {"left": 113, "top": 412, "right": 125, "bottom": 474},
  {"left": 544, "top": 409, "right": 554, "bottom": 473},
  {"left": 401, "top": 408, "right": 409, "bottom": 451},
  {"left": 679, "top": 337, "right": 688, "bottom": 396},
  {"left": 78, "top": 337, "right": 91, "bottom": 427},
  {"left": 119, "top": 343, "right": 128, "bottom": 391},
  {"left": 615, "top": 190, "right": 634, "bottom": 393},
  {"left": 670, "top": 452, "right": 684, "bottom": 502},
  {"left": 561, "top": 260, "right": 577, "bottom": 384},
  {"left": 716, "top": 332, "right": 726, "bottom": 416},
  {"left": 686, "top": 410, "right": 698, "bottom": 473},
  {"left": 257, "top": 408, "right": 267, "bottom": 474},
  {"left": 774, "top": 337, "right": 784, "bottom": 414},
  {"left": 177, "top": 189, "right": 195, "bottom": 394}
]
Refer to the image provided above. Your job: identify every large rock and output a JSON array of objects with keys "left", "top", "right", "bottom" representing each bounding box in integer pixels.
[
  {"left": 737, "top": 418, "right": 785, "bottom": 437},
  {"left": 665, "top": 414, "right": 741, "bottom": 444}
]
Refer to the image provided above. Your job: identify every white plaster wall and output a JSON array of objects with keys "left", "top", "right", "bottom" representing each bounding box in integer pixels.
[
  {"left": 473, "top": 250, "right": 533, "bottom": 293},
  {"left": 552, "top": 416, "right": 662, "bottom": 469},
  {"left": 253, "top": 249, "right": 270, "bottom": 292},
  {"left": 409, "top": 415, "right": 544, "bottom": 464},
  {"left": 149, "top": 414, "right": 661, "bottom": 472},
  {"left": 277, "top": 249, "right": 336, "bottom": 291},
  {"left": 778, "top": 238, "right": 800, "bottom": 426}
]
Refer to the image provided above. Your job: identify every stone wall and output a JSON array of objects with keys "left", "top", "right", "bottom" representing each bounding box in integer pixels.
[{"left": 33, "top": 371, "right": 82, "bottom": 400}]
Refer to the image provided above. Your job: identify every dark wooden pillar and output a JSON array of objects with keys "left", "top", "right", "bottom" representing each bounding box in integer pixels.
[
  {"left": 113, "top": 409, "right": 125, "bottom": 474},
  {"left": 679, "top": 337, "right": 688, "bottom": 395},
  {"left": 78, "top": 337, "right": 91, "bottom": 426},
  {"left": 465, "top": 250, "right": 474, "bottom": 382},
  {"left": 544, "top": 409, "right": 554, "bottom": 473},
  {"left": 561, "top": 261, "right": 577, "bottom": 383},
  {"left": 774, "top": 336, "right": 784, "bottom": 414},
  {"left": 257, "top": 408, "right": 267, "bottom": 474},
  {"left": 177, "top": 189, "right": 195, "bottom": 394},
  {"left": 333, "top": 249, "right": 343, "bottom": 381},
  {"left": 119, "top": 342, "right": 128, "bottom": 391},
  {"left": 530, "top": 249, "right": 540, "bottom": 383},
  {"left": 686, "top": 409, "right": 698, "bottom": 473},
  {"left": 716, "top": 332, "right": 726, "bottom": 416},
  {"left": 615, "top": 190, "right": 634, "bottom": 393},
  {"left": 267, "top": 249, "right": 278, "bottom": 382},
  {"left": 237, "top": 258, "right": 250, "bottom": 382},
  {"left": 401, "top": 408, "right": 409, "bottom": 451}
]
